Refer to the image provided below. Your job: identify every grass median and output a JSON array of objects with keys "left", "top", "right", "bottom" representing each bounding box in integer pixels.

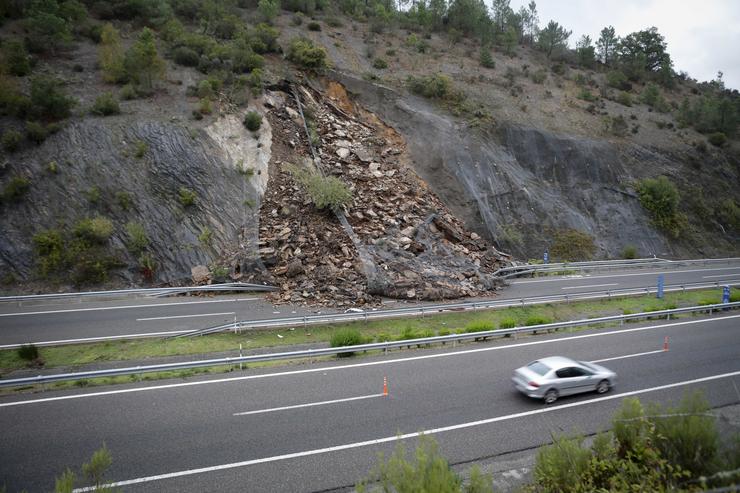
[{"left": 1, "top": 287, "right": 737, "bottom": 393}]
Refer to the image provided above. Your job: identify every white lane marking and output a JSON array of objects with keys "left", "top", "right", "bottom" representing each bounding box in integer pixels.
[
  {"left": 562, "top": 283, "right": 618, "bottom": 290},
  {"left": 137, "top": 312, "right": 235, "bottom": 322},
  {"left": 0, "top": 299, "right": 256, "bottom": 318},
  {"left": 233, "top": 394, "right": 384, "bottom": 416},
  {"left": 702, "top": 274, "right": 740, "bottom": 279},
  {"left": 2, "top": 314, "right": 738, "bottom": 408},
  {"left": 590, "top": 349, "right": 665, "bottom": 363},
  {"left": 72, "top": 370, "right": 740, "bottom": 492},
  {"left": 0, "top": 330, "right": 193, "bottom": 349},
  {"left": 510, "top": 266, "right": 740, "bottom": 284}
]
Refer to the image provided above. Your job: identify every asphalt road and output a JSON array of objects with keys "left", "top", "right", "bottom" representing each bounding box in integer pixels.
[
  {"left": 1, "top": 313, "right": 738, "bottom": 492},
  {"left": 0, "top": 262, "right": 739, "bottom": 346}
]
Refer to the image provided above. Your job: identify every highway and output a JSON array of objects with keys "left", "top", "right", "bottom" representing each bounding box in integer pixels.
[
  {"left": 0, "top": 261, "right": 739, "bottom": 346},
  {"left": 1, "top": 312, "right": 738, "bottom": 492}
]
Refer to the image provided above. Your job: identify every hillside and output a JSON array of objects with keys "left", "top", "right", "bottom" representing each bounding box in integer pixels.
[{"left": 0, "top": 0, "right": 738, "bottom": 302}]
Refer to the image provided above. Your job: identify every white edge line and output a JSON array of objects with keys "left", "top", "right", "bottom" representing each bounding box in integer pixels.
[
  {"left": 137, "top": 312, "right": 236, "bottom": 322},
  {"left": 233, "top": 394, "right": 384, "bottom": 416},
  {"left": 590, "top": 349, "right": 665, "bottom": 363},
  {"left": 0, "top": 330, "right": 192, "bottom": 349},
  {"left": 702, "top": 274, "right": 740, "bottom": 279},
  {"left": 510, "top": 266, "right": 740, "bottom": 284},
  {"left": 72, "top": 369, "right": 740, "bottom": 492},
  {"left": 0, "top": 299, "right": 257, "bottom": 318},
  {"left": 562, "top": 283, "right": 618, "bottom": 290},
  {"left": 3, "top": 314, "right": 739, "bottom": 409}
]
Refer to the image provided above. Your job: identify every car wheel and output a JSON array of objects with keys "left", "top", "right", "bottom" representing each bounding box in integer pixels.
[
  {"left": 544, "top": 389, "right": 558, "bottom": 404},
  {"left": 596, "top": 380, "right": 610, "bottom": 394}
]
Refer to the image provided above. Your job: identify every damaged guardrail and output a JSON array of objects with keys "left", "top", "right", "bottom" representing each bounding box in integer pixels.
[{"left": 1, "top": 301, "right": 737, "bottom": 388}]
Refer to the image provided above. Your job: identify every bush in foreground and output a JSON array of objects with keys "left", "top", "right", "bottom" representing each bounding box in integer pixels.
[{"left": 330, "top": 328, "right": 364, "bottom": 357}]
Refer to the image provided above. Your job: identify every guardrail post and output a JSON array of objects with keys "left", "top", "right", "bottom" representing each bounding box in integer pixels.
[
  {"left": 303, "top": 316, "right": 307, "bottom": 329},
  {"left": 239, "top": 344, "right": 243, "bottom": 370}
]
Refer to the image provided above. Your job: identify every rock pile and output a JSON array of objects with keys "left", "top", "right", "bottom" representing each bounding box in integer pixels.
[{"left": 257, "top": 82, "right": 510, "bottom": 306}]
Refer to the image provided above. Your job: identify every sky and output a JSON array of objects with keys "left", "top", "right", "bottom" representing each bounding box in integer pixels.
[{"left": 507, "top": 0, "right": 740, "bottom": 90}]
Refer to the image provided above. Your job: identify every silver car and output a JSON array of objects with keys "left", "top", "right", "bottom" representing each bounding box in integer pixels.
[{"left": 512, "top": 356, "right": 617, "bottom": 404}]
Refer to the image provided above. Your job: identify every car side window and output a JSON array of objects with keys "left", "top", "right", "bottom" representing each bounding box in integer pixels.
[
  {"left": 556, "top": 368, "right": 574, "bottom": 378},
  {"left": 570, "top": 367, "right": 589, "bottom": 376}
]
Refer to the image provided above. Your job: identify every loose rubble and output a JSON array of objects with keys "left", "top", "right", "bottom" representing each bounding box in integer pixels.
[{"left": 257, "top": 81, "right": 510, "bottom": 306}]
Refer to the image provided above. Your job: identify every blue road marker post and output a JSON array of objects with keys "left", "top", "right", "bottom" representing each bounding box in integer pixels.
[
  {"left": 722, "top": 285, "right": 731, "bottom": 304},
  {"left": 543, "top": 251, "right": 549, "bottom": 264},
  {"left": 657, "top": 274, "right": 665, "bottom": 299}
]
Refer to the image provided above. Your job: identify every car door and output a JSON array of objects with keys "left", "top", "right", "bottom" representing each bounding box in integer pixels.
[{"left": 555, "top": 367, "right": 591, "bottom": 395}]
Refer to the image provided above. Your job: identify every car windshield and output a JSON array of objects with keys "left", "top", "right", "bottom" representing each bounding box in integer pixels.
[{"left": 527, "top": 361, "right": 551, "bottom": 376}]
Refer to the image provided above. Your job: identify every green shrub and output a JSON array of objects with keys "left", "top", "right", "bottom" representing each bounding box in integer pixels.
[
  {"left": 499, "top": 318, "right": 516, "bottom": 329},
  {"left": 196, "top": 80, "right": 213, "bottom": 99},
  {"left": 707, "top": 132, "right": 727, "bottom": 147},
  {"left": 178, "top": 187, "right": 196, "bottom": 207},
  {"left": 606, "top": 70, "right": 630, "bottom": 90},
  {"left": 406, "top": 73, "right": 453, "bottom": 100},
  {"left": 287, "top": 165, "right": 352, "bottom": 213},
  {"left": 479, "top": 48, "right": 495, "bottom": 69},
  {"left": 621, "top": 245, "right": 638, "bottom": 259},
  {"left": 550, "top": 228, "right": 596, "bottom": 261},
  {"left": 307, "top": 21, "right": 321, "bottom": 31},
  {"left": 197, "top": 98, "right": 212, "bottom": 115},
  {"left": 133, "top": 140, "right": 148, "bottom": 158},
  {"left": 438, "top": 329, "right": 451, "bottom": 336},
  {"left": 525, "top": 315, "right": 552, "bottom": 326},
  {"left": 616, "top": 91, "right": 632, "bottom": 107},
  {"left": 2, "top": 129, "right": 22, "bottom": 152},
  {"left": 90, "top": 92, "right": 120, "bottom": 116},
  {"left": 125, "top": 222, "right": 149, "bottom": 254},
  {"left": 25, "top": 121, "right": 48, "bottom": 144},
  {"left": 3, "top": 40, "right": 31, "bottom": 76},
  {"left": 398, "top": 327, "right": 418, "bottom": 341},
  {"left": 330, "top": 328, "right": 364, "bottom": 356},
  {"left": 47, "top": 160, "right": 59, "bottom": 174},
  {"left": 372, "top": 58, "right": 388, "bottom": 69},
  {"left": 578, "top": 88, "right": 597, "bottom": 102},
  {"left": 715, "top": 199, "right": 740, "bottom": 231},
  {"left": 198, "top": 227, "right": 212, "bottom": 245},
  {"left": 287, "top": 38, "right": 328, "bottom": 69},
  {"left": 243, "top": 111, "right": 262, "bottom": 131},
  {"left": 172, "top": 46, "right": 200, "bottom": 67},
  {"left": 531, "top": 69, "right": 547, "bottom": 84},
  {"left": 636, "top": 176, "right": 684, "bottom": 237},
  {"left": 29, "top": 75, "right": 75, "bottom": 120},
  {"left": 33, "top": 229, "right": 65, "bottom": 276},
  {"left": 357, "top": 436, "right": 491, "bottom": 492},
  {"left": 2, "top": 175, "right": 30, "bottom": 202},
  {"left": 465, "top": 320, "right": 494, "bottom": 333},
  {"left": 533, "top": 435, "right": 591, "bottom": 492},
  {"left": 326, "top": 16, "right": 343, "bottom": 28},
  {"left": 116, "top": 191, "right": 132, "bottom": 210},
  {"left": 86, "top": 186, "right": 101, "bottom": 204},
  {"left": 74, "top": 217, "right": 113, "bottom": 244},
  {"left": 120, "top": 84, "right": 137, "bottom": 100},
  {"left": 17, "top": 343, "right": 39, "bottom": 361}
]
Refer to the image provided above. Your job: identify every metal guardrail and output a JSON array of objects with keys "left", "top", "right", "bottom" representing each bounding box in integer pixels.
[
  {"left": 494, "top": 257, "right": 740, "bottom": 279},
  {"left": 1, "top": 302, "right": 737, "bottom": 388},
  {"left": 178, "top": 279, "right": 740, "bottom": 338},
  {"left": 0, "top": 283, "right": 278, "bottom": 303}
]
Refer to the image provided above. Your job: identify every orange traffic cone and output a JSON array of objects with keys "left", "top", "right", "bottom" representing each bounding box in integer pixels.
[
  {"left": 663, "top": 336, "right": 669, "bottom": 351},
  {"left": 383, "top": 376, "right": 388, "bottom": 397}
]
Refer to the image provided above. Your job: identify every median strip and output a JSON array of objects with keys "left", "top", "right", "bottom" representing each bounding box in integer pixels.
[{"left": 2, "top": 314, "right": 738, "bottom": 408}]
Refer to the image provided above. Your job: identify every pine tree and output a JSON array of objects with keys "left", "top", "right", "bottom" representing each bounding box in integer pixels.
[
  {"left": 99, "top": 23, "right": 126, "bottom": 84},
  {"left": 124, "top": 28, "right": 165, "bottom": 91}
]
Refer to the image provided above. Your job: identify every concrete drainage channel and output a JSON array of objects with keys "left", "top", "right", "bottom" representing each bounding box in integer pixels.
[{"left": 1, "top": 302, "right": 737, "bottom": 388}]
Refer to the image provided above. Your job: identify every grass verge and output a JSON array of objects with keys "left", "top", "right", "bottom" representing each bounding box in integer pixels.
[{"left": 0, "top": 288, "right": 736, "bottom": 393}]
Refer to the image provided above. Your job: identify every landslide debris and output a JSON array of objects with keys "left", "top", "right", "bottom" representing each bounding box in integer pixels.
[{"left": 258, "top": 81, "right": 510, "bottom": 306}]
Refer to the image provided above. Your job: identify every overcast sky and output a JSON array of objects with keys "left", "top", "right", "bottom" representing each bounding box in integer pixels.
[{"left": 508, "top": 0, "right": 740, "bottom": 90}]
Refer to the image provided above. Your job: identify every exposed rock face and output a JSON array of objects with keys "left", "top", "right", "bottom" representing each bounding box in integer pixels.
[
  {"left": 0, "top": 117, "right": 266, "bottom": 286},
  {"left": 333, "top": 73, "right": 739, "bottom": 259}
]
